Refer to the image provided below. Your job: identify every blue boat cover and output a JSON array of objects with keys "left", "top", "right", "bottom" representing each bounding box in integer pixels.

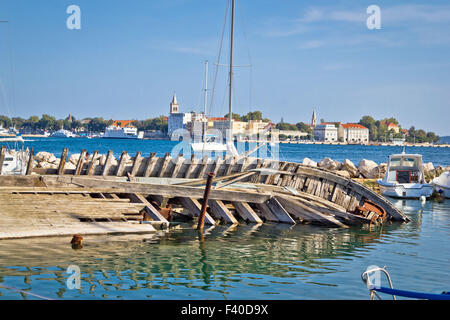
[{"left": 370, "top": 286, "right": 450, "bottom": 300}]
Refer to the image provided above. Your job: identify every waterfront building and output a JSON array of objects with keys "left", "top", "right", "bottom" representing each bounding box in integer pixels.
[
  {"left": 386, "top": 122, "right": 400, "bottom": 134},
  {"left": 168, "top": 94, "right": 192, "bottom": 137},
  {"left": 314, "top": 123, "right": 338, "bottom": 142},
  {"left": 342, "top": 123, "right": 369, "bottom": 144},
  {"left": 213, "top": 119, "right": 247, "bottom": 140}
]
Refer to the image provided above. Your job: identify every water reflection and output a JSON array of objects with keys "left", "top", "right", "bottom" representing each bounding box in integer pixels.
[{"left": 0, "top": 199, "right": 448, "bottom": 299}]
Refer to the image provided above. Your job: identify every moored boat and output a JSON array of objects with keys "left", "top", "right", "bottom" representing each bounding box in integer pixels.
[
  {"left": 51, "top": 129, "right": 77, "bottom": 138},
  {"left": 0, "top": 137, "right": 28, "bottom": 175},
  {"left": 432, "top": 171, "right": 450, "bottom": 198},
  {"left": 103, "top": 125, "right": 143, "bottom": 139},
  {"left": 377, "top": 153, "right": 433, "bottom": 198}
]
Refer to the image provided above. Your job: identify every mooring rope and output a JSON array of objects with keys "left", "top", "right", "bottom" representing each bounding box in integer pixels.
[{"left": 0, "top": 284, "right": 55, "bottom": 300}]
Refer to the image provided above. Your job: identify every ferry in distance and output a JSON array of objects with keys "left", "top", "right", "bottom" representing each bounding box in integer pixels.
[
  {"left": 102, "top": 125, "right": 143, "bottom": 139},
  {"left": 51, "top": 129, "right": 78, "bottom": 138}
]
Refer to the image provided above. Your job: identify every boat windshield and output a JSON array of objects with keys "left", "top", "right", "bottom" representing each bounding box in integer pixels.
[{"left": 389, "top": 156, "right": 420, "bottom": 171}]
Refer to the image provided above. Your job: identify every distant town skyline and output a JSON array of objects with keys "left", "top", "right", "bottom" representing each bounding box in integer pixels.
[{"left": 0, "top": 0, "right": 449, "bottom": 135}]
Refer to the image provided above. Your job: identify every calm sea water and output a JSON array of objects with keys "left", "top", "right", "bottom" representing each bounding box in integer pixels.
[
  {"left": 0, "top": 138, "right": 449, "bottom": 300},
  {"left": 17, "top": 137, "right": 450, "bottom": 166}
]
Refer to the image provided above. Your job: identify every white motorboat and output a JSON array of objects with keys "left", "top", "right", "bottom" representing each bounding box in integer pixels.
[
  {"left": 191, "top": 134, "right": 229, "bottom": 153},
  {"left": 103, "top": 125, "right": 143, "bottom": 139},
  {"left": 0, "top": 137, "right": 28, "bottom": 175},
  {"left": 51, "top": 129, "right": 77, "bottom": 138},
  {"left": 377, "top": 153, "right": 433, "bottom": 198},
  {"left": 432, "top": 171, "right": 450, "bottom": 198}
]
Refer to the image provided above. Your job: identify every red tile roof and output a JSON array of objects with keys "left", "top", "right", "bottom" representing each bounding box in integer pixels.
[
  {"left": 342, "top": 123, "right": 368, "bottom": 129},
  {"left": 113, "top": 120, "right": 136, "bottom": 128}
]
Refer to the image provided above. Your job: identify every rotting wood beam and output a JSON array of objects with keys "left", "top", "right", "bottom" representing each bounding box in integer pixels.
[
  {"left": 177, "top": 197, "right": 216, "bottom": 225},
  {"left": 102, "top": 150, "right": 114, "bottom": 176},
  {"left": 86, "top": 151, "right": 99, "bottom": 176},
  {"left": 265, "top": 198, "right": 296, "bottom": 224},
  {"left": 130, "top": 152, "right": 143, "bottom": 177},
  {"left": 116, "top": 151, "right": 129, "bottom": 176},
  {"left": 232, "top": 201, "right": 263, "bottom": 224},
  {"left": 75, "top": 149, "right": 87, "bottom": 175},
  {"left": 208, "top": 200, "right": 238, "bottom": 224},
  {"left": 25, "top": 147, "right": 34, "bottom": 175},
  {"left": 0, "top": 146, "right": 6, "bottom": 175},
  {"left": 57, "top": 148, "right": 69, "bottom": 176}
]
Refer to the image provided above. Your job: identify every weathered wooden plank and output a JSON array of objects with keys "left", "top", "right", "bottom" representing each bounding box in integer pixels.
[
  {"left": 75, "top": 149, "right": 87, "bottom": 175},
  {"left": 232, "top": 202, "right": 263, "bottom": 223},
  {"left": 177, "top": 197, "right": 216, "bottom": 225},
  {"left": 196, "top": 155, "right": 209, "bottom": 179},
  {"left": 57, "top": 148, "right": 69, "bottom": 176},
  {"left": 158, "top": 153, "right": 171, "bottom": 177},
  {"left": 254, "top": 203, "right": 279, "bottom": 222},
  {"left": 212, "top": 157, "right": 224, "bottom": 177},
  {"left": 127, "top": 193, "right": 169, "bottom": 224},
  {"left": 209, "top": 200, "right": 238, "bottom": 224},
  {"left": 184, "top": 155, "right": 196, "bottom": 179},
  {"left": 115, "top": 151, "right": 128, "bottom": 176},
  {"left": 0, "top": 146, "right": 6, "bottom": 175},
  {"left": 265, "top": 198, "right": 296, "bottom": 224},
  {"left": 130, "top": 152, "right": 143, "bottom": 177},
  {"left": 276, "top": 195, "right": 348, "bottom": 228},
  {"left": 86, "top": 151, "right": 99, "bottom": 176},
  {"left": 144, "top": 153, "right": 157, "bottom": 177},
  {"left": 25, "top": 147, "right": 34, "bottom": 175},
  {"left": 171, "top": 154, "right": 184, "bottom": 178},
  {"left": 224, "top": 156, "right": 236, "bottom": 176},
  {"left": 101, "top": 150, "right": 114, "bottom": 176}
]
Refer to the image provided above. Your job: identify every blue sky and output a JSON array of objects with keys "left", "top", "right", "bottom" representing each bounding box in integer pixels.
[{"left": 0, "top": 0, "right": 449, "bottom": 135}]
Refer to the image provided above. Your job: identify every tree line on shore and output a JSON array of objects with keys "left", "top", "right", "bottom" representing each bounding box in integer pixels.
[{"left": 0, "top": 112, "right": 440, "bottom": 143}]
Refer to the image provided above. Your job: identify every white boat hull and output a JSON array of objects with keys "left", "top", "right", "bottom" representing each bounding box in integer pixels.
[
  {"left": 433, "top": 184, "right": 450, "bottom": 198},
  {"left": 191, "top": 142, "right": 228, "bottom": 152},
  {"left": 432, "top": 172, "right": 450, "bottom": 198},
  {"left": 377, "top": 179, "right": 434, "bottom": 198}
]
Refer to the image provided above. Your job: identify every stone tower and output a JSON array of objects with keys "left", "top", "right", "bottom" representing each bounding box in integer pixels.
[
  {"left": 170, "top": 94, "right": 179, "bottom": 114},
  {"left": 311, "top": 109, "right": 317, "bottom": 128}
]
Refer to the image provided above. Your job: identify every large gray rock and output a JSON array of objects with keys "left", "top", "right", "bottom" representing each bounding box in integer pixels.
[
  {"left": 69, "top": 153, "right": 81, "bottom": 165},
  {"left": 302, "top": 158, "right": 317, "bottom": 167},
  {"left": 423, "top": 162, "right": 435, "bottom": 173},
  {"left": 64, "top": 162, "right": 76, "bottom": 170},
  {"left": 358, "top": 159, "right": 378, "bottom": 178},
  {"left": 336, "top": 170, "right": 351, "bottom": 178},
  {"left": 318, "top": 157, "right": 340, "bottom": 171},
  {"left": 342, "top": 159, "right": 359, "bottom": 178},
  {"left": 35, "top": 152, "right": 56, "bottom": 164},
  {"left": 37, "top": 161, "right": 56, "bottom": 169},
  {"left": 371, "top": 163, "right": 387, "bottom": 179}
]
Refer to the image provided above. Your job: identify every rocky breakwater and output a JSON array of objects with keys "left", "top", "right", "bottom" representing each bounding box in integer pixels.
[
  {"left": 33, "top": 151, "right": 134, "bottom": 171},
  {"left": 302, "top": 157, "right": 447, "bottom": 182}
]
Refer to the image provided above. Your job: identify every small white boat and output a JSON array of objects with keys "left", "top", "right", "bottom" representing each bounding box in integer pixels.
[
  {"left": 0, "top": 137, "right": 28, "bottom": 175},
  {"left": 432, "top": 172, "right": 450, "bottom": 198},
  {"left": 51, "top": 129, "right": 77, "bottom": 138},
  {"left": 377, "top": 153, "right": 433, "bottom": 198},
  {"left": 191, "top": 134, "right": 228, "bottom": 153}
]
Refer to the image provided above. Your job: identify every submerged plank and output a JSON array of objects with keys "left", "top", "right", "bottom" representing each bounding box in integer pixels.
[
  {"left": 232, "top": 202, "right": 263, "bottom": 224},
  {"left": 209, "top": 200, "right": 238, "bottom": 224}
]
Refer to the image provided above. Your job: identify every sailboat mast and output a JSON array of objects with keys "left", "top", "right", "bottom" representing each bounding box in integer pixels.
[
  {"left": 204, "top": 60, "right": 208, "bottom": 115},
  {"left": 228, "top": 0, "right": 235, "bottom": 143},
  {"left": 203, "top": 60, "right": 208, "bottom": 142}
]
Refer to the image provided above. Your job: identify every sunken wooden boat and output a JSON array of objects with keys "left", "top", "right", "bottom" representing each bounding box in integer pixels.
[{"left": 0, "top": 148, "right": 409, "bottom": 239}]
